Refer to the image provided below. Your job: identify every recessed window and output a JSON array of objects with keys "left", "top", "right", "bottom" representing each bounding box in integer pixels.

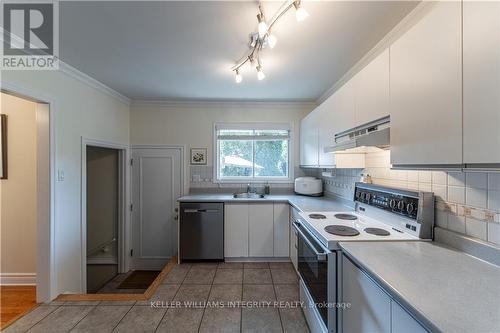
[{"left": 215, "top": 123, "right": 291, "bottom": 182}]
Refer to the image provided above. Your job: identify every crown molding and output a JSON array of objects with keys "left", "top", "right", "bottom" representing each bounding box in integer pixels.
[
  {"left": 58, "top": 61, "right": 131, "bottom": 106},
  {"left": 131, "top": 99, "right": 317, "bottom": 109},
  {"left": 316, "top": 1, "right": 434, "bottom": 104}
]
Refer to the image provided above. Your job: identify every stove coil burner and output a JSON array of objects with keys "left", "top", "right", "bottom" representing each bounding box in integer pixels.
[
  {"left": 324, "top": 225, "right": 360, "bottom": 236},
  {"left": 364, "top": 227, "right": 390, "bottom": 236},
  {"left": 309, "top": 214, "right": 327, "bottom": 219},
  {"left": 334, "top": 213, "right": 358, "bottom": 220}
]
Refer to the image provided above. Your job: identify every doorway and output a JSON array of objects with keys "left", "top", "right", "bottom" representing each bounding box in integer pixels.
[
  {"left": 0, "top": 91, "right": 50, "bottom": 328},
  {"left": 81, "top": 139, "right": 128, "bottom": 294},
  {"left": 86, "top": 146, "right": 120, "bottom": 293}
]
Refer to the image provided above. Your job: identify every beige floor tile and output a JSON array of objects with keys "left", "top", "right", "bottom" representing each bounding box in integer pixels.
[
  {"left": 155, "top": 307, "right": 204, "bottom": 333},
  {"left": 173, "top": 284, "right": 211, "bottom": 303},
  {"left": 199, "top": 307, "right": 241, "bottom": 333},
  {"left": 213, "top": 269, "right": 243, "bottom": 284},
  {"left": 270, "top": 269, "right": 298, "bottom": 284},
  {"left": 162, "top": 265, "right": 190, "bottom": 284},
  {"left": 136, "top": 284, "right": 180, "bottom": 305},
  {"left": 242, "top": 284, "right": 276, "bottom": 302},
  {"left": 279, "top": 308, "right": 310, "bottom": 333},
  {"left": 244, "top": 262, "right": 269, "bottom": 269},
  {"left": 218, "top": 262, "right": 244, "bottom": 269},
  {"left": 71, "top": 305, "right": 132, "bottom": 333},
  {"left": 274, "top": 284, "right": 299, "bottom": 302},
  {"left": 3, "top": 306, "right": 59, "bottom": 333},
  {"left": 241, "top": 307, "right": 283, "bottom": 333},
  {"left": 268, "top": 262, "right": 294, "bottom": 270},
  {"left": 183, "top": 267, "right": 216, "bottom": 284},
  {"left": 244, "top": 269, "right": 272, "bottom": 284},
  {"left": 113, "top": 305, "right": 166, "bottom": 333},
  {"left": 27, "top": 305, "right": 95, "bottom": 333},
  {"left": 208, "top": 284, "right": 242, "bottom": 303}
]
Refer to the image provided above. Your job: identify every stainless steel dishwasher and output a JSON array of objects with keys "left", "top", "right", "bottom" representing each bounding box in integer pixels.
[{"left": 179, "top": 202, "right": 224, "bottom": 261}]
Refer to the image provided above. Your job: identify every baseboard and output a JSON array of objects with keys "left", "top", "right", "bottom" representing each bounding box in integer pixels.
[{"left": 0, "top": 273, "right": 36, "bottom": 285}]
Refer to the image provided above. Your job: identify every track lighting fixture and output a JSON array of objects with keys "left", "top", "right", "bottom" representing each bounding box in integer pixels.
[
  {"left": 231, "top": 1, "right": 310, "bottom": 82},
  {"left": 294, "top": 1, "right": 309, "bottom": 22},
  {"left": 235, "top": 69, "right": 242, "bottom": 83}
]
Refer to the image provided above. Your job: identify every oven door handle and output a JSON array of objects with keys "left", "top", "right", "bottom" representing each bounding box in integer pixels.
[{"left": 293, "top": 221, "right": 327, "bottom": 261}]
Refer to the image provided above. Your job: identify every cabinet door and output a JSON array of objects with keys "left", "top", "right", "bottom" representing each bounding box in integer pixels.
[
  {"left": 289, "top": 207, "right": 299, "bottom": 271},
  {"left": 318, "top": 100, "right": 336, "bottom": 167},
  {"left": 391, "top": 301, "right": 428, "bottom": 333},
  {"left": 463, "top": 0, "right": 500, "bottom": 163},
  {"left": 390, "top": 2, "right": 462, "bottom": 165},
  {"left": 224, "top": 204, "right": 248, "bottom": 257},
  {"left": 332, "top": 80, "right": 356, "bottom": 134},
  {"left": 354, "top": 48, "right": 390, "bottom": 125},
  {"left": 273, "top": 203, "right": 289, "bottom": 257},
  {"left": 248, "top": 203, "right": 274, "bottom": 257},
  {"left": 342, "top": 255, "right": 391, "bottom": 333},
  {"left": 300, "top": 111, "right": 319, "bottom": 167}
]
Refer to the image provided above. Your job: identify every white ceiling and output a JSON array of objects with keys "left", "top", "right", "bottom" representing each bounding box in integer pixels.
[{"left": 60, "top": 1, "right": 418, "bottom": 102}]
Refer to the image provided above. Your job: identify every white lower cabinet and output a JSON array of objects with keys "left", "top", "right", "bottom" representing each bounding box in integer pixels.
[
  {"left": 342, "top": 255, "right": 428, "bottom": 333},
  {"left": 289, "top": 207, "right": 299, "bottom": 271},
  {"left": 224, "top": 204, "right": 249, "bottom": 257},
  {"left": 273, "top": 203, "right": 290, "bottom": 257},
  {"left": 392, "top": 301, "right": 427, "bottom": 333},
  {"left": 225, "top": 202, "right": 289, "bottom": 258},
  {"left": 342, "top": 255, "right": 392, "bottom": 333},
  {"left": 249, "top": 203, "right": 274, "bottom": 257}
]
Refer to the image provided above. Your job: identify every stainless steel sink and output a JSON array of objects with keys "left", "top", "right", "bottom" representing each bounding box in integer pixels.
[{"left": 233, "top": 193, "right": 266, "bottom": 199}]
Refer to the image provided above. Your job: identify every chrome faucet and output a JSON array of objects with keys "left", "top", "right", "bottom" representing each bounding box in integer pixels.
[{"left": 246, "top": 183, "right": 256, "bottom": 193}]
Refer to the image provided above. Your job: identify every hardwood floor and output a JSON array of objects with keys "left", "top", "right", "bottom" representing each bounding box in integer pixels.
[{"left": 0, "top": 286, "right": 37, "bottom": 330}]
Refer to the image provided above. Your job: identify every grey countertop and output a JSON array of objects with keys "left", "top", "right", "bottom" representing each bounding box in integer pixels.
[
  {"left": 339, "top": 241, "right": 500, "bottom": 333},
  {"left": 177, "top": 193, "right": 353, "bottom": 212}
]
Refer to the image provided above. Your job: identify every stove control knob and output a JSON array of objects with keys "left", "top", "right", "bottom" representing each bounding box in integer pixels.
[
  {"left": 366, "top": 193, "right": 371, "bottom": 201},
  {"left": 407, "top": 203, "right": 415, "bottom": 214},
  {"left": 389, "top": 199, "right": 396, "bottom": 209},
  {"left": 360, "top": 192, "right": 366, "bottom": 200},
  {"left": 397, "top": 201, "right": 405, "bottom": 210},
  {"left": 356, "top": 192, "right": 361, "bottom": 199}
]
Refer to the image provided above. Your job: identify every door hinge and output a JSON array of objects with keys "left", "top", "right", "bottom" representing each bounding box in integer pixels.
[
  {"left": 130, "top": 249, "right": 133, "bottom": 257},
  {"left": 130, "top": 158, "right": 133, "bottom": 166},
  {"left": 130, "top": 204, "right": 133, "bottom": 211}
]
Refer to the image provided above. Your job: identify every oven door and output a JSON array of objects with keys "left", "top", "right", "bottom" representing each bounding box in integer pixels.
[{"left": 293, "top": 220, "right": 329, "bottom": 327}]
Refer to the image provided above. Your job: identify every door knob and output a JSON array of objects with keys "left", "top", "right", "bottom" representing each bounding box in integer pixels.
[{"left": 174, "top": 215, "right": 179, "bottom": 221}]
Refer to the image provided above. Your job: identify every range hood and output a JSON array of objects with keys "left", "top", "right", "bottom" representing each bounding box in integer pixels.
[{"left": 324, "top": 116, "right": 390, "bottom": 154}]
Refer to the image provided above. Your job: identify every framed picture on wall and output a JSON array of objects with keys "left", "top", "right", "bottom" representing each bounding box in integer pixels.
[
  {"left": 0, "top": 114, "right": 7, "bottom": 179},
  {"left": 190, "top": 148, "right": 207, "bottom": 165}
]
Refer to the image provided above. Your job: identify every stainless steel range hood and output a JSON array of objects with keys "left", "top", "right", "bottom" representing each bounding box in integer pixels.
[{"left": 324, "top": 116, "right": 390, "bottom": 154}]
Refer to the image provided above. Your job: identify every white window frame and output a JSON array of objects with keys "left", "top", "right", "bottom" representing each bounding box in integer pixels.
[{"left": 213, "top": 122, "right": 294, "bottom": 183}]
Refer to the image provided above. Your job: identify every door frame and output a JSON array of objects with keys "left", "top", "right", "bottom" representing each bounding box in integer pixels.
[
  {"left": 1, "top": 82, "right": 56, "bottom": 302},
  {"left": 81, "top": 138, "right": 129, "bottom": 293},
  {"left": 130, "top": 144, "right": 185, "bottom": 269}
]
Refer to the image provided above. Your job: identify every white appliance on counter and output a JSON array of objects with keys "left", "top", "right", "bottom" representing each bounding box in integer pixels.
[
  {"left": 294, "top": 177, "right": 323, "bottom": 196},
  {"left": 293, "top": 183, "right": 434, "bottom": 333}
]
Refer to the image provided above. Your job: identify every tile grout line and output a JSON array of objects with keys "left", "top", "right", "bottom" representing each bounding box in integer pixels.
[
  {"left": 270, "top": 268, "right": 286, "bottom": 333},
  {"left": 66, "top": 304, "right": 98, "bottom": 332},
  {"left": 108, "top": 304, "right": 135, "bottom": 333},
  {"left": 196, "top": 269, "right": 216, "bottom": 333},
  {"left": 13, "top": 304, "right": 61, "bottom": 332}
]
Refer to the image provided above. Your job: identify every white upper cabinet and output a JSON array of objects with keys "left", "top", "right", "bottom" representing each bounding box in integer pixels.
[
  {"left": 354, "top": 48, "right": 390, "bottom": 126},
  {"left": 390, "top": 2, "right": 462, "bottom": 166},
  {"left": 318, "top": 102, "right": 336, "bottom": 167},
  {"left": 331, "top": 80, "right": 356, "bottom": 134},
  {"left": 300, "top": 110, "right": 319, "bottom": 166},
  {"left": 463, "top": 0, "right": 500, "bottom": 164}
]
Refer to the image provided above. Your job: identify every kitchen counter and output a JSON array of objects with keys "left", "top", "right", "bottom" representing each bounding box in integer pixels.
[
  {"left": 339, "top": 241, "right": 500, "bottom": 333},
  {"left": 177, "top": 193, "right": 353, "bottom": 213}
]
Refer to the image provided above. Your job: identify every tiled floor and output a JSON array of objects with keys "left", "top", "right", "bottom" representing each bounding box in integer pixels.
[
  {"left": 4, "top": 262, "right": 310, "bottom": 333},
  {"left": 95, "top": 271, "right": 146, "bottom": 294}
]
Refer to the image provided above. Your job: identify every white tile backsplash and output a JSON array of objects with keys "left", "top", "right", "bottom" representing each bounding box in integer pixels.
[
  {"left": 487, "top": 190, "right": 500, "bottom": 211},
  {"left": 466, "top": 188, "right": 487, "bottom": 208},
  {"left": 487, "top": 222, "right": 500, "bottom": 245},
  {"left": 466, "top": 172, "right": 488, "bottom": 189},
  {"left": 465, "top": 218, "right": 487, "bottom": 241},
  {"left": 448, "top": 186, "right": 466, "bottom": 204},
  {"left": 307, "top": 150, "right": 500, "bottom": 246},
  {"left": 448, "top": 172, "right": 466, "bottom": 187}
]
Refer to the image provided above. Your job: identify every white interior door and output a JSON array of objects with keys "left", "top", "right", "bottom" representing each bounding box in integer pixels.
[{"left": 131, "top": 147, "right": 182, "bottom": 270}]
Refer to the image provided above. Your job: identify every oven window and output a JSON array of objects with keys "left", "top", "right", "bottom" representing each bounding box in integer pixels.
[{"left": 297, "top": 228, "right": 328, "bottom": 325}]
